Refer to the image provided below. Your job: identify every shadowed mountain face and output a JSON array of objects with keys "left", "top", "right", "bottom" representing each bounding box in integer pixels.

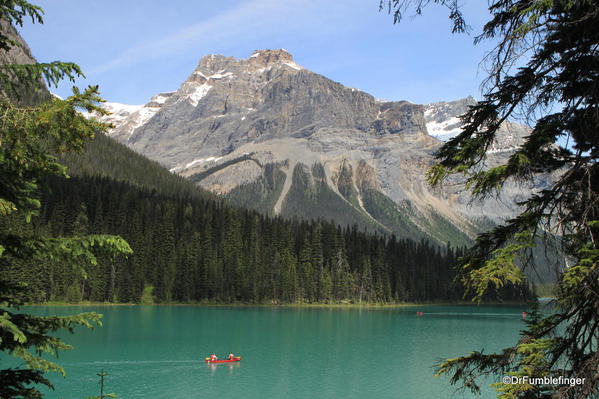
[
  {"left": 94, "top": 49, "right": 547, "bottom": 246},
  {"left": 0, "top": 19, "right": 51, "bottom": 105}
]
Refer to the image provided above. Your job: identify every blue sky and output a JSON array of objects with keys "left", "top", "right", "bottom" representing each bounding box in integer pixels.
[{"left": 20, "top": 0, "right": 494, "bottom": 105}]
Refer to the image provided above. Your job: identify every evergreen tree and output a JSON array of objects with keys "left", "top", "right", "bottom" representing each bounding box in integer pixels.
[
  {"left": 298, "top": 236, "right": 314, "bottom": 302},
  {"left": 384, "top": 0, "right": 599, "bottom": 396},
  {"left": 0, "top": 3, "right": 131, "bottom": 397},
  {"left": 332, "top": 248, "right": 354, "bottom": 301},
  {"left": 280, "top": 247, "right": 298, "bottom": 302}
]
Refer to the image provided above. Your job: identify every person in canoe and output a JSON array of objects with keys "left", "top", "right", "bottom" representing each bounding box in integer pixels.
[
  {"left": 210, "top": 354, "right": 217, "bottom": 361},
  {"left": 228, "top": 352, "right": 235, "bottom": 360}
]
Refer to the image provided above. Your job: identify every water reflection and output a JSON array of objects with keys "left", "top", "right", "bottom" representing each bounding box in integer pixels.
[{"left": 208, "top": 362, "right": 240, "bottom": 376}]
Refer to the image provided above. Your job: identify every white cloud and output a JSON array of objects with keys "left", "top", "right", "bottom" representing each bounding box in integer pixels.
[{"left": 91, "top": 0, "right": 338, "bottom": 74}]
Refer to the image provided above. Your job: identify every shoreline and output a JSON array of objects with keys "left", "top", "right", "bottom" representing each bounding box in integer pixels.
[{"left": 27, "top": 300, "right": 532, "bottom": 308}]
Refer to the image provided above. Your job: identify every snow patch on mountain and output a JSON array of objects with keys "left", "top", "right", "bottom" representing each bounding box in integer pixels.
[
  {"left": 91, "top": 49, "right": 547, "bottom": 245},
  {"left": 423, "top": 98, "right": 529, "bottom": 153},
  {"left": 83, "top": 102, "right": 142, "bottom": 128},
  {"left": 129, "top": 107, "right": 160, "bottom": 133},
  {"left": 193, "top": 70, "right": 207, "bottom": 79},
  {"left": 104, "top": 102, "right": 143, "bottom": 115},
  {"left": 185, "top": 83, "right": 212, "bottom": 106},
  {"left": 487, "top": 146, "right": 518, "bottom": 154},
  {"left": 209, "top": 71, "right": 234, "bottom": 79},
  {"left": 169, "top": 156, "right": 223, "bottom": 172},
  {"left": 423, "top": 97, "right": 476, "bottom": 141},
  {"left": 150, "top": 92, "right": 173, "bottom": 105},
  {"left": 84, "top": 93, "right": 176, "bottom": 141},
  {"left": 425, "top": 115, "right": 462, "bottom": 141},
  {"left": 283, "top": 61, "right": 302, "bottom": 70}
]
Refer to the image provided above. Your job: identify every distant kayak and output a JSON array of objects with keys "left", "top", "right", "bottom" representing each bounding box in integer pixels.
[{"left": 205, "top": 356, "right": 241, "bottom": 364}]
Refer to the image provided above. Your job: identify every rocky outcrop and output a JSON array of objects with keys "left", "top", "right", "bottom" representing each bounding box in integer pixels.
[
  {"left": 0, "top": 19, "right": 50, "bottom": 105},
  {"left": 424, "top": 96, "right": 531, "bottom": 154},
  {"left": 373, "top": 101, "right": 427, "bottom": 137},
  {"left": 0, "top": 19, "right": 36, "bottom": 65},
  {"left": 424, "top": 97, "right": 476, "bottom": 141}
]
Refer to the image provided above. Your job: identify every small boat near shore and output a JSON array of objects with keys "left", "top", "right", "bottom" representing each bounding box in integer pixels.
[{"left": 205, "top": 356, "right": 241, "bottom": 364}]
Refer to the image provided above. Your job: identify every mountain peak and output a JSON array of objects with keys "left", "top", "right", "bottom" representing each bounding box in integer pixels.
[
  {"left": 90, "top": 50, "right": 541, "bottom": 243},
  {"left": 196, "top": 53, "right": 237, "bottom": 75},
  {"left": 249, "top": 49, "right": 293, "bottom": 63},
  {"left": 192, "top": 49, "right": 302, "bottom": 79},
  {"left": 247, "top": 49, "right": 303, "bottom": 71}
]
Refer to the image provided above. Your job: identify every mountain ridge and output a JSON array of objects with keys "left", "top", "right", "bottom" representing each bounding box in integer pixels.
[{"left": 91, "top": 49, "right": 544, "bottom": 246}]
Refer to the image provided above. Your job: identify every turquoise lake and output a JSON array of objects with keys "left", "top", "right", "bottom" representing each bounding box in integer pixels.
[{"left": 26, "top": 305, "right": 529, "bottom": 399}]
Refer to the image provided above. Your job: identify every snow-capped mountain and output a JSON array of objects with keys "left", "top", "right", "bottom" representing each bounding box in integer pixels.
[
  {"left": 424, "top": 97, "right": 476, "bottom": 141},
  {"left": 90, "top": 92, "right": 173, "bottom": 141},
  {"left": 92, "top": 49, "right": 547, "bottom": 245}
]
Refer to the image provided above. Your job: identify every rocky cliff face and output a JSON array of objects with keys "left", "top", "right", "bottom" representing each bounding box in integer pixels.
[
  {"left": 0, "top": 19, "right": 36, "bottom": 65},
  {"left": 424, "top": 97, "right": 476, "bottom": 141},
  {"left": 110, "top": 49, "right": 429, "bottom": 168},
  {"left": 0, "top": 19, "right": 50, "bottom": 105},
  {"left": 424, "top": 96, "right": 529, "bottom": 154},
  {"left": 95, "top": 49, "right": 548, "bottom": 246}
]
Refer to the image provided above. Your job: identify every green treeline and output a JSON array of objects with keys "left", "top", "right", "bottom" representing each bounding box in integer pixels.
[
  {"left": 3, "top": 173, "right": 476, "bottom": 304},
  {"left": 0, "top": 132, "right": 529, "bottom": 304}
]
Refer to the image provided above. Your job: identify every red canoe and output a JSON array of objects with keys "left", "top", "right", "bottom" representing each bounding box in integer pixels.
[{"left": 205, "top": 356, "right": 241, "bottom": 364}]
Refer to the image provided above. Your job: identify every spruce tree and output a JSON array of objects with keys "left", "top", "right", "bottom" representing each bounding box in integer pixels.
[
  {"left": 0, "top": 2, "right": 131, "bottom": 397},
  {"left": 383, "top": 0, "right": 599, "bottom": 396}
]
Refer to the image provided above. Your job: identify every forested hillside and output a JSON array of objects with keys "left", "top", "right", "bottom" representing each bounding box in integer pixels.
[
  {"left": 60, "top": 132, "right": 217, "bottom": 201},
  {"left": 5, "top": 174, "right": 457, "bottom": 303},
  {"left": 1, "top": 133, "right": 531, "bottom": 304}
]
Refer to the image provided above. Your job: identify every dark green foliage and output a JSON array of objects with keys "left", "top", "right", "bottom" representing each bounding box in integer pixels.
[
  {"left": 361, "top": 188, "right": 427, "bottom": 240},
  {"left": 282, "top": 163, "right": 384, "bottom": 233},
  {"left": 361, "top": 187, "right": 478, "bottom": 247},
  {"left": 334, "top": 160, "right": 361, "bottom": 209},
  {"left": 0, "top": 1, "right": 43, "bottom": 51},
  {"left": 0, "top": 85, "right": 133, "bottom": 396},
  {"left": 205, "top": 156, "right": 481, "bottom": 247},
  {"left": 384, "top": 0, "right": 599, "bottom": 397},
  {"left": 0, "top": 3, "right": 78, "bottom": 105},
  {"left": 60, "top": 132, "right": 216, "bottom": 201},
  {"left": 225, "top": 163, "right": 286, "bottom": 215},
  {"left": 32, "top": 134, "right": 529, "bottom": 304},
  {"left": 8, "top": 171, "right": 504, "bottom": 304},
  {"left": 425, "top": 209, "right": 474, "bottom": 248},
  {"left": 0, "top": 3, "right": 133, "bottom": 398},
  {"left": 12, "top": 123, "right": 534, "bottom": 305}
]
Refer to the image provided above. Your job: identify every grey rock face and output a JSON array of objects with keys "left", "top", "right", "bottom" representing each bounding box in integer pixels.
[
  {"left": 424, "top": 96, "right": 476, "bottom": 141},
  {"left": 426, "top": 96, "right": 476, "bottom": 123},
  {"left": 0, "top": 19, "right": 36, "bottom": 65},
  {"left": 102, "top": 49, "right": 426, "bottom": 168},
  {"left": 373, "top": 101, "right": 427, "bottom": 136},
  {"left": 0, "top": 19, "right": 50, "bottom": 105},
  {"left": 96, "top": 49, "right": 546, "bottom": 244},
  {"left": 424, "top": 96, "right": 531, "bottom": 153}
]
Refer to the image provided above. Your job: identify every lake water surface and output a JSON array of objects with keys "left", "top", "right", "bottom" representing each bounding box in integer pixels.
[{"left": 28, "top": 305, "right": 528, "bottom": 399}]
